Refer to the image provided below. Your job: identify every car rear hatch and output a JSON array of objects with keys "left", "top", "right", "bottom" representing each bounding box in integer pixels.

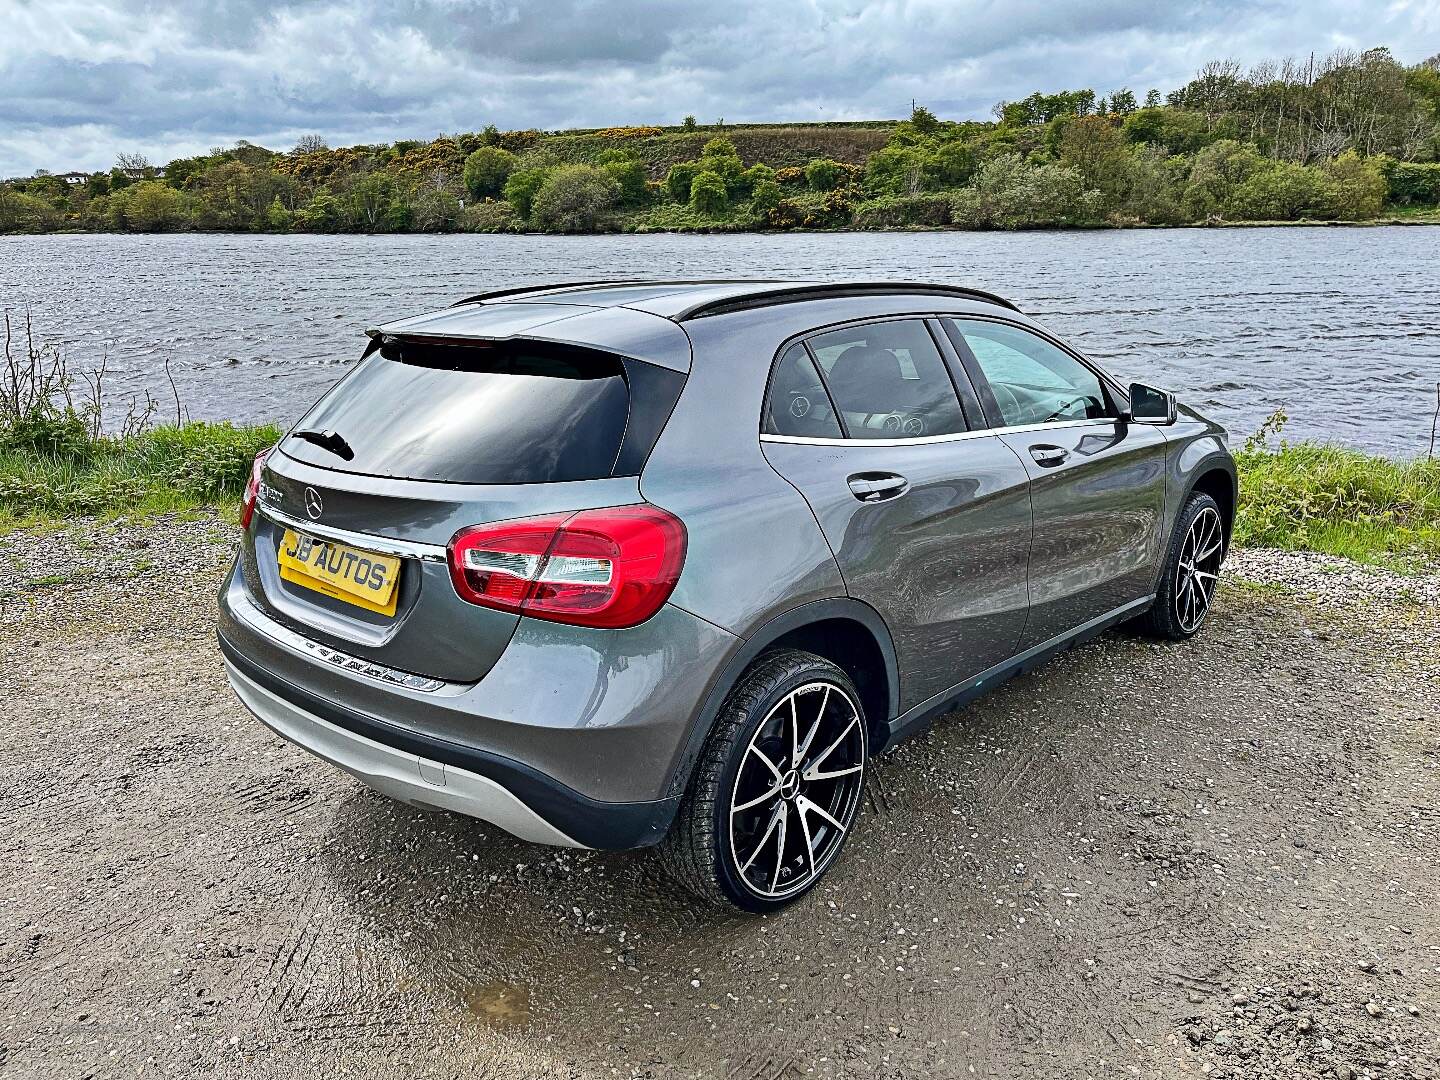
[{"left": 238, "top": 305, "right": 688, "bottom": 684}]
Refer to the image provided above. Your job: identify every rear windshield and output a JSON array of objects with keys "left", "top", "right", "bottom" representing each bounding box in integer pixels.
[{"left": 280, "top": 338, "right": 654, "bottom": 484}]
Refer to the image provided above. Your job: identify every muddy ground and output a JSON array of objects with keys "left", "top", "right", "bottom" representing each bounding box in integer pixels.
[{"left": 1, "top": 515, "right": 1436, "bottom": 1080}]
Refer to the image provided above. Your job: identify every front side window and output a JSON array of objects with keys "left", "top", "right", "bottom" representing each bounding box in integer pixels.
[
  {"left": 806, "top": 320, "right": 968, "bottom": 440},
  {"left": 950, "top": 320, "right": 1112, "bottom": 427}
]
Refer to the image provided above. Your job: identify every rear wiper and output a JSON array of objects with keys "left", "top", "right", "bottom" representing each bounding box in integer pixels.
[{"left": 290, "top": 428, "right": 355, "bottom": 461}]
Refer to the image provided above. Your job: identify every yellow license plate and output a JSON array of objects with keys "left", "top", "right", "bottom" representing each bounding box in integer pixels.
[{"left": 277, "top": 529, "right": 401, "bottom": 616}]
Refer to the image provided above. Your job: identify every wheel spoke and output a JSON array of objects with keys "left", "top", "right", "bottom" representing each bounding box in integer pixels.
[
  {"left": 770, "top": 801, "right": 789, "bottom": 892},
  {"left": 794, "top": 687, "right": 826, "bottom": 766},
  {"left": 1195, "top": 540, "right": 1221, "bottom": 563},
  {"left": 733, "top": 783, "right": 780, "bottom": 814},
  {"left": 806, "top": 715, "right": 860, "bottom": 776},
  {"left": 788, "top": 694, "right": 800, "bottom": 767},
  {"left": 798, "top": 795, "right": 848, "bottom": 835},
  {"left": 803, "top": 761, "right": 863, "bottom": 782},
  {"left": 740, "top": 803, "right": 783, "bottom": 873},
  {"left": 795, "top": 798, "right": 817, "bottom": 879},
  {"left": 748, "top": 743, "right": 784, "bottom": 784}
]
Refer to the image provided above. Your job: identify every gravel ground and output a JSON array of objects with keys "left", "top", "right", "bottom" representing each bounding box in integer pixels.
[{"left": 2, "top": 514, "right": 1437, "bottom": 1079}]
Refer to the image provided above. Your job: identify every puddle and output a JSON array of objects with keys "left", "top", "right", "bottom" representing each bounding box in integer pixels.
[{"left": 462, "top": 980, "right": 531, "bottom": 1030}]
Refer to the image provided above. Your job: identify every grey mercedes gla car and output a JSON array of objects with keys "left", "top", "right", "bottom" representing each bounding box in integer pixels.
[{"left": 219, "top": 280, "right": 1235, "bottom": 912}]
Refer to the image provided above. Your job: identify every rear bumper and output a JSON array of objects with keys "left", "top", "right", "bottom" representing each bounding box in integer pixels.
[
  {"left": 221, "top": 637, "right": 682, "bottom": 848},
  {"left": 216, "top": 556, "right": 739, "bottom": 848},
  {"left": 225, "top": 658, "right": 586, "bottom": 847}
]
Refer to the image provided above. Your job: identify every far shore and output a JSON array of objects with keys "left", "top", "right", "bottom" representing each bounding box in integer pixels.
[{"left": 7, "top": 213, "right": 1440, "bottom": 241}]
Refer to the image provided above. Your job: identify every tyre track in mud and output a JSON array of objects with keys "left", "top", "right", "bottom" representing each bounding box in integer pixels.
[{"left": 1, "top": 515, "right": 1436, "bottom": 1078}]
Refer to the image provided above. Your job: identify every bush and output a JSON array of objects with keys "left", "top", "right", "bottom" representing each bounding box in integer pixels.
[
  {"left": 688, "top": 170, "right": 729, "bottom": 214},
  {"left": 460, "top": 200, "right": 523, "bottom": 232},
  {"left": 1323, "top": 151, "right": 1387, "bottom": 219},
  {"left": 597, "top": 152, "right": 649, "bottom": 207},
  {"left": 698, "top": 138, "right": 744, "bottom": 190},
  {"left": 764, "top": 187, "right": 857, "bottom": 229},
  {"left": 804, "top": 158, "right": 846, "bottom": 191},
  {"left": 529, "top": 165, "right": 619, "bottom": 232},
  {"left": 0, "top": 190, "right": 62, "bottom": 232},
  {"left": 1235, "top": 434, "right": 1440, "bottom": 563},
  {"left": 110, "top": 181, "right": 189, "bottom": 231},
  {"left": 462, "top": 146, "right": 516, "bottom": 200},
  {"left": 738, "top": 163, "right": 775, "bottom": 197},
  {"left": 850, "top": 193, "right": 952, "bottom": 228},
  {"left": 295, "top": 189, "right": 342, "bottom": 232},
  {"left": 1378, "top": 158, "right": 1440, "bottom": 205},
  {"left": 264, "top": 197, "right": 293, "bottom": 231},
  {"left": 749, "top": 178, "right": 783, "bottom": 214},
  {"left": 665, "top": 161, "right": 702, "bottom": 201},
  {"left": 1226, "top": 161, "right": 1339, "bottom": 220},
  {"left": 503, "top": 166, "right": 551, "bottom": 218},
  {"left": 1181, "top": 140, "right": 1269, "bottom": 219},
  {"left": 949, "top": 154, "right": 1102, "bottom": 229}
]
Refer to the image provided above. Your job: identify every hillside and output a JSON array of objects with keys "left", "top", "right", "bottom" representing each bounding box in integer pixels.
[{"left": 3, "top": 46, "right": 1438, "bottom": 234}]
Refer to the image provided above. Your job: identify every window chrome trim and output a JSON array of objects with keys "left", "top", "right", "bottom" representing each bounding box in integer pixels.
[
  {"left": 256, "top": 501, "right": 449, "bottom": 562},
  {"left": 759, "top": 417, "right": 1115, "bottom": 448}
]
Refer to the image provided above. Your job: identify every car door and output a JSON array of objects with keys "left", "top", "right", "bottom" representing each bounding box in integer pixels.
[
  {"left": 943, "top": 317, "right": 1167, "bottom": 649},
  {"left": 759, "top": 317, "right": 1034, "bottom": 712}
]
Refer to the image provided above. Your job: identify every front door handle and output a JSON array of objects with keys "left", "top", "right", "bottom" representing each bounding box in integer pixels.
[
  {"left": 847, "top": 472, "right": 910, "bottom": 502},
  {"left": 1029, "top": 445, "right": 1069, "bottom": 467}
]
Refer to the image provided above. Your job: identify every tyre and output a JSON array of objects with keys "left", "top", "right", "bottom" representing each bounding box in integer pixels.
[
  {"left": 661, "top": 649, "right": 868, "bottom": 913},
  {"left": 1138, "top": 491, "right": 1226, "bottom": 641}
]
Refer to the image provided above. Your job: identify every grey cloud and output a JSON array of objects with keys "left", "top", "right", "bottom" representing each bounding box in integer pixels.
[{"left": 0, "top": 0, "right": 1431, "bottom": 175}]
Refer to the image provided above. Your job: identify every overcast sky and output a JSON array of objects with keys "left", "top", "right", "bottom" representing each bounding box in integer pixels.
[{"left": 2, "top": 0, "right": 1437, "bottom": 176}]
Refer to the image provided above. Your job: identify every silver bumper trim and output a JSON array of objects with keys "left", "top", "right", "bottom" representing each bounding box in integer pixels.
[
  {"left": 225, "top": 662, "right": 585, "bottom": 848},
  {"left": 226, "top": 585, "right": 450, "bottom": 693}
]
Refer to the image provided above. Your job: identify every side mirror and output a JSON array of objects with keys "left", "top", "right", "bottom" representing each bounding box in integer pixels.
[{"left": 1127, "top": 382, "right": 1177, "bottom": 425}]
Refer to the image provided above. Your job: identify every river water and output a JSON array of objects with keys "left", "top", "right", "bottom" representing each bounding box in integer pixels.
[{"left": 1, "top": 228, "right": 1436, "bottom": 454}]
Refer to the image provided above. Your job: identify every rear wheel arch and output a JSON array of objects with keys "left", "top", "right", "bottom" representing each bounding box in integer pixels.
[{"left": 663, "top": 599, "right": 898, "bottom": 801}]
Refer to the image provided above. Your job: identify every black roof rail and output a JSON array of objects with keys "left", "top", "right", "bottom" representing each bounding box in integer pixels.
[
  {"left": 673, "top": 282, "right": 1021, "bottom": 321},
  {"left": 450, "top": 280, "right": 651, "bottom": 307}
]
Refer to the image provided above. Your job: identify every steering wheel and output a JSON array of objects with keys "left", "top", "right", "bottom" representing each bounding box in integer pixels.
[
  {"left": 1042, "top": 395, "right": 1099, "bottom": 423},
  {"left": 991, "top": 382, "right": 1024, "bottom": 425}
]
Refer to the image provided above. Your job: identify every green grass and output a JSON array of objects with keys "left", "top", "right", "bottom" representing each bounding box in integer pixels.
[
  {"left": 0, "top": 420, "right": 281, "bottom": 530},
  {"left": 0, "top": 410, "right": 1436, "bottom": 577},
  {"left": 1234, "top": 442, "right": 1440, "bottom": 568}
]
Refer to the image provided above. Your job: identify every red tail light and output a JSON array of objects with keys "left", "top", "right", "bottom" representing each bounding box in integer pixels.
[
  {"left": 448, "top": 505, "right": 686, "bottom": 629},
  {"left": 239, "top": 447, "right": 272, "bottom": 531}
]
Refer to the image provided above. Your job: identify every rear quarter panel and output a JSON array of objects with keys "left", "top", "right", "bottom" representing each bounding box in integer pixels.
[{"left": 638, "top": 317, "right": 847, "bottom": 635}]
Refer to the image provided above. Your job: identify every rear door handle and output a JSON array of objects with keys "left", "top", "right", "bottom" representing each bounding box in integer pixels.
[
  {"left": 1029, "top": 445, "right": 1069, "bottom": 467},
  {"left": 847, "top": 472, "right": 910, "bottom": 502}
]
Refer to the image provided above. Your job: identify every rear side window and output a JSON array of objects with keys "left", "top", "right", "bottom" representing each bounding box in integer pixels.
[
  {"left": 807, "top": 319, "right": 968, "bottom": 440},
  {"left": 764, "top": 344, "right": 842, "bottom": 438},
  {"left": 280, "top": 338, "right": 681, "bottom": 484}
]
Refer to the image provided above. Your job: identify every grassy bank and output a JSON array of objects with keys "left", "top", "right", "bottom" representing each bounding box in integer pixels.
[
  {"left": 2, "top": 318, "right": 1435, "bottom": 561},
  {"left": 1234, "top": 442, "right": 1440, "bottom": 567},
  {"left": 0, "top": 421, "right": 279, "bottom": 529},
  {"left": 1, "top": 417, "right": 1436, "bottom": 571}
]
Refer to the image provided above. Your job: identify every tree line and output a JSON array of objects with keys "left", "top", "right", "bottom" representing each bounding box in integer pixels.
[{"left": 3, "top": 46, "right": 1438, "bottom": 235}]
